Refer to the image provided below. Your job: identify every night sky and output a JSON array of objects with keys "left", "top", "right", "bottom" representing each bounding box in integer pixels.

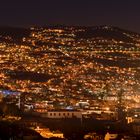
[{"left": 0, "top": 0, "right": 140, "bottom": 32}]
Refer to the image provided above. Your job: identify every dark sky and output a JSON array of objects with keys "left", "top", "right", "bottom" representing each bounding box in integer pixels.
[{"left": 0, "top": 0, "right": 140, "bottom": 32}]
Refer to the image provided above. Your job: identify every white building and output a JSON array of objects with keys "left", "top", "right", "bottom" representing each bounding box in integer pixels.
[
  {"left": 47, "top": 110, "right": 82, "bottom": 119},
  {"left": 76, "top": 101, "right": 90, "bottom": 108},
  {"left": 35, "top": 127, "right": 64, "bottom": 139},
  {"left": 104, "top": 132, "right": 118, "bottom": 140}
]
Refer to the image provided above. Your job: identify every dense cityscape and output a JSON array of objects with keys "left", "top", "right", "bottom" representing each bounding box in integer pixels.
[{"left": 0, "top": 25, "right": 139, "bottom": 139}]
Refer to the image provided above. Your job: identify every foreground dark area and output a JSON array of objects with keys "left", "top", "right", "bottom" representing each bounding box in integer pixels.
[{"left": 0, "top": 116, "right": 140, "bottom": 140}]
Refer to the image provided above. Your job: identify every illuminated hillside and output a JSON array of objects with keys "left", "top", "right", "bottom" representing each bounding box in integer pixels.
[{"left": 0, "top": 26, "right": 140, "bottom": 105}]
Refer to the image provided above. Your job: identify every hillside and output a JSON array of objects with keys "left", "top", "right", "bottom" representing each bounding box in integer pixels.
[{"left": 0, "top": 26, "right": 140, "bottom": 103}]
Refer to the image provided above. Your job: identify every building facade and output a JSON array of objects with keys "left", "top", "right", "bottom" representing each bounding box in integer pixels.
[{"left": 47, "top": 110, "right": 82, "bottom": 119}]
